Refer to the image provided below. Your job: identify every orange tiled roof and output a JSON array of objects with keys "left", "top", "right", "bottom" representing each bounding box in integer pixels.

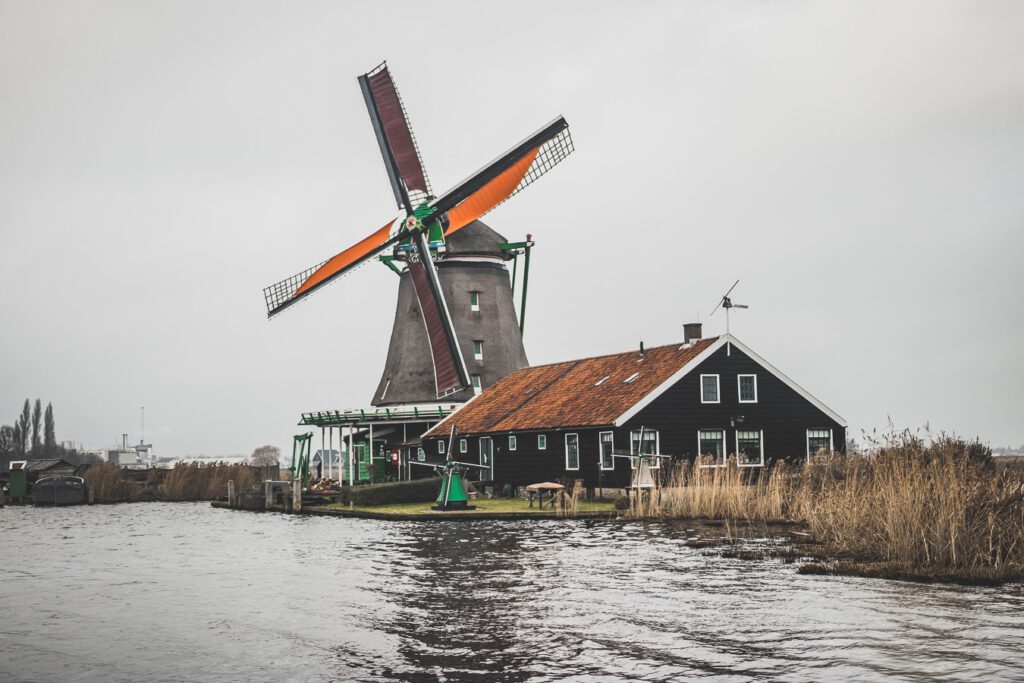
[{"left": 425, "top": 337, "right": 719, "bottom": 436}]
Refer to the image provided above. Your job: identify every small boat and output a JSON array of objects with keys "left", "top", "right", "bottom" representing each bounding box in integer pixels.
[{"left": 31, "top": 476, "right": 87, "bottom": 506}]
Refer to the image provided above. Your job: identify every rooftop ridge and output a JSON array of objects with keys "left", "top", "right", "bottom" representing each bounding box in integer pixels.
[{"left": 518, "top": 336, "right": 720, "bottom": 372}]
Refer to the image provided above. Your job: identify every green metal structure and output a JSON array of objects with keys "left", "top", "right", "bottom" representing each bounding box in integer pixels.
[{"left": 289, "top": 432, "right": 314, "bottom": 485}]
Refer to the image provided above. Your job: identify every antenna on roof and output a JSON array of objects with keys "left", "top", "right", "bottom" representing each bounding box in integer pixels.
[{"left": 709, "top": 279, "right": 749, "bottom": 335}]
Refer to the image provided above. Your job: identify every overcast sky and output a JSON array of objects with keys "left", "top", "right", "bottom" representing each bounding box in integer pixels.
[{"left": 1, "top": 1, "right": 1022, "bottom": 457}]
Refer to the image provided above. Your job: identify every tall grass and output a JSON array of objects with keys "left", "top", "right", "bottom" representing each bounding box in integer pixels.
[
  {"left": 84, "top": 462, "right": 261, "bottom": 502},
  {"left": 84, "top": 463, "right": 140, "bottom": 502},
  {"left": 793, "top": 437, "right": 1024, "bottom": 581},
  {"left": 625, "top": 435, "right": 1024, "bottom": 582},
  {"left": 158, "top": 462, "right": 259, "bottom": 501}
]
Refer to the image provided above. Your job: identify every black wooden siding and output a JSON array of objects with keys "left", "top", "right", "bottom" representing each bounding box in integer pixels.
[{"left": 426, "top": 340, "right": 845, "bottom": 488}]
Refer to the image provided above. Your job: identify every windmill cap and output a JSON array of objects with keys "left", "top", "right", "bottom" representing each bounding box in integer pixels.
[{"left": 444, "top": 220, "right": 513, "bottom": 260}]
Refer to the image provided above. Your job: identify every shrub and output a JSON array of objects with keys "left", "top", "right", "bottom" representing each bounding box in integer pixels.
[{"left": 337, "top": 477, "right": 442, "bottom": 506}]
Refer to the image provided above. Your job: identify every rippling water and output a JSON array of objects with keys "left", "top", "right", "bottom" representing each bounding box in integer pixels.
[{"left": 2, "top": 503, "right": 1023, "bottom": 682}]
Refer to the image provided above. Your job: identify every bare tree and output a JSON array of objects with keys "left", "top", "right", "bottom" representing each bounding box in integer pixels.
[
  {"left": 17, "top": 399, "right": 30, "bottom": 456},
  {"left": 31, "top": 398, "right": 42, "bottom": 454},
  {"left": 44, "top": 402, "right": 56, "bottom": 453},
  {"left": 249, "top": 445, "right": 281, "bottom": 466}
]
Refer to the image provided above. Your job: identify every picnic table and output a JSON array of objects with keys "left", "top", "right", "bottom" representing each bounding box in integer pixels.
[{"left": 525, "top": 482, "right": 564, "bottom": 509}]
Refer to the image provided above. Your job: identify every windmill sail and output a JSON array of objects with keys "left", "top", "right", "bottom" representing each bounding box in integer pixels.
[
  {"left": 408, "top": 233, "right": 470, "bottom": 396},
  {"left": 359, "top": 63, "right": 432, "bottom": 212},
  {"left": 263, "top": 217, "right": 401, "bottom": 317},
  {"left": 427, "top": 116, "right": 573, "bottom": 234}
]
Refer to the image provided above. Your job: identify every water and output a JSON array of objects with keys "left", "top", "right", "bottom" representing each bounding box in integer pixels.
[{"left": 2, "top": 503, "right": 1022, "bottom": 682}]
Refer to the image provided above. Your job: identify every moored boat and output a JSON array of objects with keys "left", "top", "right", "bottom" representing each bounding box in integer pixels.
[{"left": 31, "top": 476, "right": 87, "bottom": 506}]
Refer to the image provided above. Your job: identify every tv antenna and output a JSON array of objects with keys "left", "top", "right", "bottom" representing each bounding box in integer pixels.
[{"left": 709, "top": 279, "right": 749, "bottom": 335}]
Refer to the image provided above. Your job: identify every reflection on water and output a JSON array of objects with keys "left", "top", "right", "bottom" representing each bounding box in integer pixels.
[{"left": 2, "top": 503, "right": 1022, "bottom": 682}]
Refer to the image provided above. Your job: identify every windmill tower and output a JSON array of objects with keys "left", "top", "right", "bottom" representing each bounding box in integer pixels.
[
  {"left": 263, "top": 62, "right": 573, "bottom": 406},
  {"left": 372, "top": 219, "right": 528, "bottom": 406}
]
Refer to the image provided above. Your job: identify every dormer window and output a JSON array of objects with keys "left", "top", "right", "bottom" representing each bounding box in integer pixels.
[{"left": 470, "top": 291, "right": 480, "bottom": 312}]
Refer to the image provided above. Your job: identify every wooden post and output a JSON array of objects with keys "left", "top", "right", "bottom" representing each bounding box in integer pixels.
[
  {"left": 292, "top": 479, "right": 302, "bottom": 513},
  {"left": 88, "top": 488, "right": 95, "bottom": 505},
  {"left": 227, "top": 480, "right": 235, "bottom": 508},
  {"left": 264, "top": 480, "right": 273, "bottom": 511}
]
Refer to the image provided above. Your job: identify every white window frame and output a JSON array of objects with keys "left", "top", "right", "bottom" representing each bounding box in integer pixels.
[
  {"left": 459, "top": 438, "right": 467, "bottom": 454},
  {"left": 700, "top": 374, "right": 720, "bottom": 404},
  {"left": 473, "top": 340, "right": 483, "bottom": 361},
  {"left": 416, "top": 447, "right": 425, "bottom": 462},
  {"left": 537, "top": 433, "right": 547, "bottom": 450},
  {"left": 697, "top": 429, "right": 727, "bottom": 468},
  {"left": 599, "top": 430, "right": 615, "bottom": 470},
  {"left": 735, "top": 429, "right": 765, "bottom": 468},
  {"left": 565, "top": 433, "right": 580, "bottom": 471},
  {"left": 470, "top": 291, "right": 480, "bottom": 312},
  {"left": 737, "top": 374, "right": 758, "bottom": 403},
  {"left": 805, "top": 428, "right": 834, "bottom": 461},
  {"left": 508, "top": 435, "right": 517, "bottom": 451},
  {"left": 471, "top": 374, "right": 482, "bottom": 395},
  {"left": 630, "top": 429, "right": 661, "bottom": 469},
  {"left": 438, "top": 439, "right": 445, "bottom": 454}
]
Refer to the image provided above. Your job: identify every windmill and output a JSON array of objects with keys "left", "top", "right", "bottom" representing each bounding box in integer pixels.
[
  {"left": 410, "top": 424, "right": 487, "bottom": 510},
  {"left": 709, "top": 279, "right": 749, "bottom": 335},
  {"left": 263, "top": 62, "right": 574, "bottom": 405}
]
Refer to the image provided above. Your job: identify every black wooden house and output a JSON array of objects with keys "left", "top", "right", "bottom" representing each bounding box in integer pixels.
[{"left": 422, "top": 326, "right": 845, "bottom": 489}]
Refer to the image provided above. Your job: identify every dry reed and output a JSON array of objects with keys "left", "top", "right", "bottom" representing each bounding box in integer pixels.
[
  {"left": 158, "top": 462, "right": 259, "bottom": 501},
  {"left": 621, "top": 435, "right": 1024, "bottom": 582}
]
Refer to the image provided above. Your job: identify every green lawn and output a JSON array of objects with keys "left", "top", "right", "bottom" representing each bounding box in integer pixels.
[{"left": 324, "top": 497, "right": 616, "bottom": 515}]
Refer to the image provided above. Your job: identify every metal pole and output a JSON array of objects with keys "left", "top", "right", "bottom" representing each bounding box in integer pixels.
[
  {"left": 328, "top": 427, "right": 333, "bottom": 480},
  {"left": 348, "top": 426, "right": 354, "bottom": 485},
  {"left": 519, "top": 244, "right": 531, "bottom": 334},
  {"left": 368, "top": 422, "right": 374, "bottom": 483},
  {"left": 511, "top": 253, "right": 518, "bottom": 297}
]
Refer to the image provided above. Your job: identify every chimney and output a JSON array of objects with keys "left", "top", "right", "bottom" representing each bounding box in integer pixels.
[
  {"left": 684, "top": 322, "right": 702, "bottom": 344},
  {"left": 639, "top": 341, "right": 645, "bottom": 359}
]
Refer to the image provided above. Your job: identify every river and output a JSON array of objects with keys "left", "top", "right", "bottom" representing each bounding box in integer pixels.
[{"left": 2, "top": 503, "right": 1022, "bottom": 682}]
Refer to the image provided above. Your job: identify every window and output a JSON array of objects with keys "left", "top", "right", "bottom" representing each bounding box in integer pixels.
[
  {"left": 565, "top": 433, "right": 580, "bottom": 470},
  {"left": 698, "top": 430, "right": 726, "bottom": 468},
  {"left": 471, "top": 374, "right": 482, "bottom": 395},
  {"left": 537, "top": 433, "right": 547, "bottom": 450},
  {"left": 459, "top": 438, "right": 468, "bottom": 454},
  {"left": 806, "top": 429, "right": 833, "bottom": 460},
  {"left": 470, "top": 291, "right": 480, "bottom": 312},
  {"left": 701, "top": 374, "right": 720, "bottom": 403},
  {"left": 738, "top": 374, "right": 757, "bottom": 403},
  {"left": 736, "top": 430, "right": 764, "bottom": 467},
  {"left": 473, "top": 340, "right": 483, "bottom": 361},
  {"left": 438, "top": 439, "right": 445, "bottom": 454},
  {"left": 630, "top": 429, "right": 660, "bottom": 469},
  {"left": 624, "top": 372, "right": 640, "bottom": 383},
  {"left": 416, "top": 447, "right": 425, "bottom": 462},
  {"left": 508, "top": 435, "right": 517, "bottom": 451},
  {"left": 599, "top": 431, "right": 615, "bottom": 470},
  {"left": 594, "top": 375, "right": 610, "bottom": 386}
]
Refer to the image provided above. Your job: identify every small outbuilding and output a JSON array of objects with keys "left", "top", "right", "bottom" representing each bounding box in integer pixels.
[{"left": 422, "top": 328, "right": 846, "bottom": 490}]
